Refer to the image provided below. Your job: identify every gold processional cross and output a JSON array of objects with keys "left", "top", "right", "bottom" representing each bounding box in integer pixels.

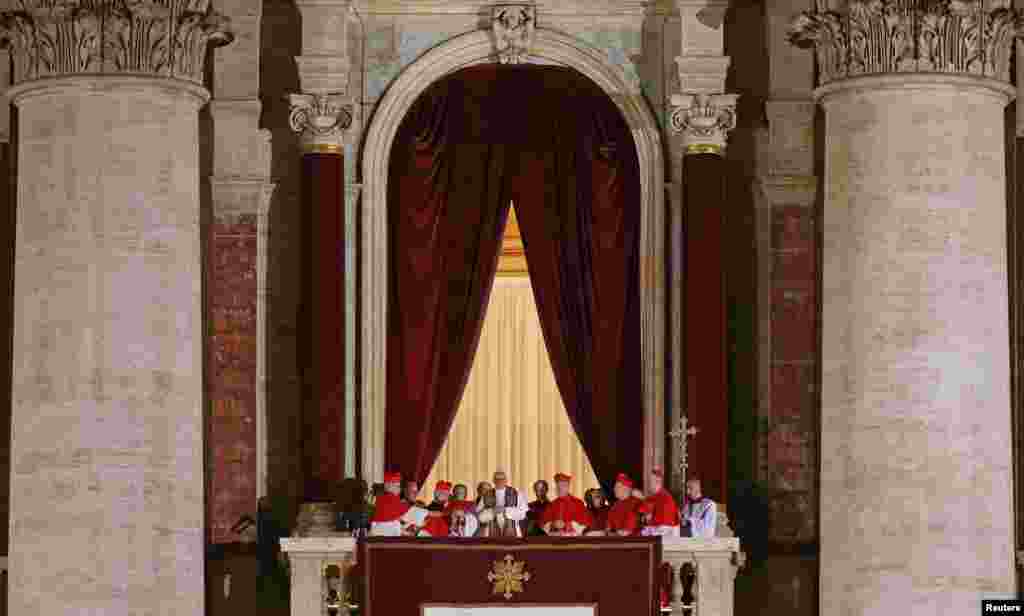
[
  {"left": 668, "top": 413, "right": 698, "bottom": 493},
  {"left": 487, "top": 554, "right": 531, "bottom": 599}
]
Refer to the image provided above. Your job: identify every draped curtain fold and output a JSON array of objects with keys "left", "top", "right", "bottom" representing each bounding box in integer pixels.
[
  {"left": 421, "top": 277, "right": 601, "bottom": 494},
  {"left": 386, "top": 65, "right": 643, "bottom": 490}
]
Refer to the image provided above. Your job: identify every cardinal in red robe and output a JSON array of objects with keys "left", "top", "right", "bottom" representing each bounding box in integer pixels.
[
  {"left": 370, "top": 471, "right": 411, "bottom": 536},
  {"left": 636, "top": 467, "right": 680, "bottom": 611},
  {"left": 607, "top": 473, "right": 642, "bottom": 536},
  {"left": 420, "top": 480, "right": 452, "bottom": 536},
  {"left": 443, "top": 483, "right": 476, "bottom": 517},
  {"left": 638, "top": 467, "right": 680, "bottom": 535},
  {"left": 540, "top": 472, "right": 592, "bottom": 536}
]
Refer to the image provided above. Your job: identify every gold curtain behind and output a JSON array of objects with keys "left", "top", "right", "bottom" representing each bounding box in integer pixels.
[{"left": 420, "top": 276, "right": 601, "bottom": 499}]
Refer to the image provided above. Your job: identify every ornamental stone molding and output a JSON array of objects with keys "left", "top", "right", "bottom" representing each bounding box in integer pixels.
[
  {"left": 671, "top": 1, "right": 736, "bottom": 156},
  {"left": 288, "top": 92, "right": 353, "bottom": 154},
  {"left": 788, "top": 0, "right": 1024, "bottom": 87},
  {"left": 491, "top": 4, "right": 536, "bottom": 64},
  {"left": 669, "top": 92, "right": 739, "bottom": 155},
  {"left": 0, "top": 0, "right": 233, "bottom": 86}
]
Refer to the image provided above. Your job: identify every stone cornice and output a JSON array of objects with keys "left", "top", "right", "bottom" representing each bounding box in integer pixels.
[
  {"left": 211, "top": 179, "right": 276, "bottom": 219},
  {"left": 757, "top": 174, "right": 818, "bottom": 209},
  {"left": 789, "top": 0, "right": 1024, "bottom": 87},
  {"left": 0, "top": 0, "right": 233, "bottom": 86}
]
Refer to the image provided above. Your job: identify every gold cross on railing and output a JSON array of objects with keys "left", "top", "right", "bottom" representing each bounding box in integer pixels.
[{"left": 668, "top": 413, "right": 698, "bottom": 492}]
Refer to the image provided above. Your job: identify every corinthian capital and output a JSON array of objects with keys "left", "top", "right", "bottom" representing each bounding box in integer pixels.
[
  {"left": 669, "top": 92, "right": 739, "bottom": 156},
  {"left": 0, "top": 0, "right": 233, "bottom": 86},
  {"left": 288, "top": 93, "right": 353, "bottom": 154},
  {"left": 788, "top": 0, "right": 1024, "bottom": 87}
]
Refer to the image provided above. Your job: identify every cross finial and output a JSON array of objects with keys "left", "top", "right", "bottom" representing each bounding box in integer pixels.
[{"left": 668, "top": 413, "right": 698, "bottom": 492}]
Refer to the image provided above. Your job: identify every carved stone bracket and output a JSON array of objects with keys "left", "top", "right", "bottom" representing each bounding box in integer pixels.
[
  {"left": 669, "top": 92, "right": 739, "bottom": 155},
  {"left": 491, "top": 4, "right": 536, "bottom": 64},
  {"left": 289, "top": 92, "right": 353, "bottom": 154},
  {"left": 789, "top": 0, "right": 1024, "bottom": 87},
  {"left": 0, "top": 0, "right": 233, "bottom": 86}
]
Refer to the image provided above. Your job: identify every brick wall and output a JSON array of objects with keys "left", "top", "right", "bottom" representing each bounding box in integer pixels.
[
  {"left": 764, "top": 204, "right": 818, "bottom": 544},
  {"left": 207, "top": 215, "right": 260, "bottom": 544}
]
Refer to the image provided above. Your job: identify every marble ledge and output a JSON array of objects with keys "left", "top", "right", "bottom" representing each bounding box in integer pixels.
[
  {"left": 352, "top": 0, "right": 674, "bottom": 15},
  {"left": 280, "top": 536, "right": 740, "bottom": 554},
  {"left": 281, "top": 536, "right": 357, "bottom": 553}
]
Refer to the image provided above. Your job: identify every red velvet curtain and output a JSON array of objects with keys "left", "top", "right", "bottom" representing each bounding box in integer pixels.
[
  {"left": 386, "top": 69, "right": 513, "bottom": 484},
  {"left": 511, "top": 69, "right": 643, "bottom": 491},
  {"left": 386, "top": 66, "right": 642, "bottom": 489}
]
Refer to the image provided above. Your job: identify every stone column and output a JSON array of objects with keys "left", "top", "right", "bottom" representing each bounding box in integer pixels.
[
  {"left": 790, "top": 1, "right": 1021, "bottom": 613},
  {"left": 669, "top": 0, "right": 738, "bottom": 503},
  {"left": 0, "top": 2, "right": 232, "bottom": 614},
  {"left": 290, "top": 0, "right": 355, "bottom": 503}
]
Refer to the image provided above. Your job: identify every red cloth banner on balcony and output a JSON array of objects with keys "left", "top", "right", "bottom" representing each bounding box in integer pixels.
[{"left": 359, "top": 537, "right": 661, "bottom": 616}]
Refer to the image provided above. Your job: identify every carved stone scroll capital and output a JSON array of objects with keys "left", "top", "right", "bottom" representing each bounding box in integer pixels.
[
  {"left": 288, "top": 92, "right": 353, "bottom": 154},
  {"left": 669, "top": 91, "right": 739, "bottom": 156},
  {"left": 788, "top": 0, "right": 1024, "bottom": 87},
  {"left": 491, "top": 4, "right": 536, "bottom": 64},
  {"left": 0, "top": 0, "right": 233, "bottom": 86}
]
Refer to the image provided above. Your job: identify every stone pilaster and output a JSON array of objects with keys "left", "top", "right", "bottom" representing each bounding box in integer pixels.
[
  {"left": 790, "top": 1, "right": 1022, "bottom": 613},
  {"left": 0, "top": 1, "right": 232, "bottom": 613},
  {"left": 208, "top": 96, "right": 273, "bottom": 542},
  {"left": 756, "top": 0, "right": 820, "bottom": 546}
]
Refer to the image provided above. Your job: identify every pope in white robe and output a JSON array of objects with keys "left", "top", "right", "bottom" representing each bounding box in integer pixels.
[{"left": 476, "top": 470, "right": 528, "bottom": 537}]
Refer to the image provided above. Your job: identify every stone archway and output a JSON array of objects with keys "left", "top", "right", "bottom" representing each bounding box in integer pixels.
[{"left": 359, "top": 27, "right": 666, "bottom": 484}]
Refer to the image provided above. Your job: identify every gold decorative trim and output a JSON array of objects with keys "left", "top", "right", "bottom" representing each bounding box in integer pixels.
[
  {"left": 684, "top": 143, "right": 722, "bottom": 156},
  {"left": 304, "top": 143, "right": 343, "bottom": 155},
  {"left": 488, "top": 554, "right": 531, "bottom": 599}
]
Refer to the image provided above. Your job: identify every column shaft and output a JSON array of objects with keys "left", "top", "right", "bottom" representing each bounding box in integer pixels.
[
  {"left": 683, "top": 153, "right": 729, "bottom": 503},
  {"left": 9, "top": 77, "right": 208, "bottom": 614},
  {"left": 301, "top": 152, "right": 346, "bottom": 501},
  {"left": 820, "top": 75, "right": 1015, "bottom": 613}
]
